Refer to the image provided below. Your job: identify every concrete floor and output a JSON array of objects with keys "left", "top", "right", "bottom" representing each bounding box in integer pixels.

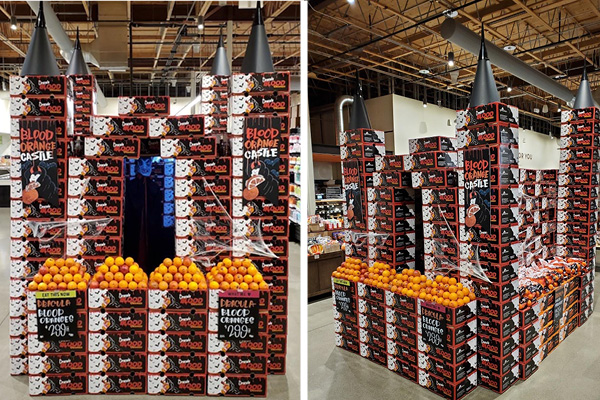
[
  {"left": 309, "top": 286, "right": 600, "bottom": 400},
  {"left": 0, "top": 208, "right": 300, "bottom": 400}
]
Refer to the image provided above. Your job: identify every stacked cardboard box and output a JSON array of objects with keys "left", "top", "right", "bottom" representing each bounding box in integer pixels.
[
  {"left": 27, "top": 291, "right": 88, "bottom": 395},
  {"left": 147, "top": 289, "right": 208, "bottom": 395},
  {"left": 151, "top": 114, "right": 221, "bottom": 264},
  {"left": 519, "top": 169, "right": 558, "bottom": 266},
  {"left": 340, "top": 128, "right": 386, "bottom": 266},
  {"left": 229, "top": 72, "right": 292, "bottom": 374},
  {"left": 558, "top": 108, "right": 598, "bottom": 327},
  {"left": 333, "top": 275, "right": 479, "bottom": 400},
  {"left": 202, "top": 74, "right": 230, "bottom": 138},
  {"left": 407, "top": 137, "right": 459, "bottom": 278},
  {"left": 86, "top": 289, "right": 147, "bottom": 394},
  {"left": 9, "top": 75, "right": 69, "bottom": 375},
  {"left": 371, "top": 155, "right": 416, "bottom": 270},
  {"left": 456, "top": 102, "right": 522, "bottom": 393},
  {"left": 205, "top": 289, "right": 269, "bottom": 396},
  {"left": 68, "top": 75, "right": 95, "bottom": 137},
  {"left": 557, "top": 108, "right": 599, "bottom": 266}
]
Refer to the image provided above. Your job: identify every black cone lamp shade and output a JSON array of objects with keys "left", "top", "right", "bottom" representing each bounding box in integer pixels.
[
  {"left": 210, "top": 28, "right": 230, "bottom": 76},
  {"left": 21, "top": 2, "right": 60, "bottom": 76},
  {"left": 241, "top": 2, "right": 274, "bottom": 73},
  {"left": 469, "top": 24, "right": 500, "bottom": 107},
  {"left": 66, "top": 27, "right": 90, "bottom": 75},
  {"left": 573, "top": 63, "right": 596, "bottom": 109},
  {"left": 348, "top": 73, "right": 372, "bottom": 129}
]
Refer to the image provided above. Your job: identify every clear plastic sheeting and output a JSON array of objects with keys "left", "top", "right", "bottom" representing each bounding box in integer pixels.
[
  {"left": 27, "top": 218, "right": 113, "bottom": 242},
  {"left": 182, "top": 177, "right": 279, "bottom": 268}
]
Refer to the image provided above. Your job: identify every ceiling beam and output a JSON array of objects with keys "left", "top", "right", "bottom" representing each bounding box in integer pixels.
[
  {"left": 151, "top": 0, "right": 175, "bottom": 80},
  {"left": 511, "top": 0, "right": 597, "bottom": 68},
  {"left": 81, "top": 1, "right": 99, "bottom": 38}
]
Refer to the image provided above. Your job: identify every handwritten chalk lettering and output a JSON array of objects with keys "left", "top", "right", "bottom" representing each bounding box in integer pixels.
[
  {"left": 36, "top": 291, "right": 78, "bottom": 341},
  {"left": 420, "top": 303, "right": 447, "bottom": 349},
  {"left": 218, "top": 291, "right": 260, "bottom": 340}
]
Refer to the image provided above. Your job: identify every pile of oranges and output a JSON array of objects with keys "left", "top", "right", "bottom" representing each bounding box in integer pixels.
[
  {"left": 331, "top": 258, "right": 367, "bottom": 282},
  {"left": 332, "top": 259, "right": 477, "bottom": 308},
  {"left": 206, "top": 258, "right": 269, "bottom": 291},
  {"left": 28, "top": 258, "right": 90, "bottom": 291},
  {"left": 391, "top": 269, "right": 475, "bottom": 307},
  {"left": 90, "top": 256, "right": 148, "bottom": 290},
  {"left": 149, "top": 257, "right": 207, "bottom": 291}
]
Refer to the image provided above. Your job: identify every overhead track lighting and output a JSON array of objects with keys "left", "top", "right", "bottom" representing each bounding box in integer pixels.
[
  {"left": 447, "top": 51, "right": 454, "bottom": 67},
  {"left": 10, "top": 16, "right": 17, "bottom": 30},
  {"left": 507, "top": 86, "right": 512, "bottom": 92},
  {"left": 197, "top": 16, "right": 204, "bottom": 30},
  {"left": 347, "top": 0, "right": 355, "bottom": 4}
]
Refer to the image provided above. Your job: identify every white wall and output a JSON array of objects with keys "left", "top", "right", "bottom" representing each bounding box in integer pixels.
[
  {"left": 519, "top": 128, "right": 560, "bottom": 170},
  {"left": 366, "top": 93, "right": 560, "bottom": 170},
  {"left": 96, "top": 97, "right": 193, "bottom": 116}
]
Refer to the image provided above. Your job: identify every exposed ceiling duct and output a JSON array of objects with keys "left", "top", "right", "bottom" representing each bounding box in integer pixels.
[{"left": 441, "top": 18, "right": 577, "bottom": 105}]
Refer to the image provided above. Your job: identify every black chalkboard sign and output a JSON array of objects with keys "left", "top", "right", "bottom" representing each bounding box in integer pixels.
[
  {"left": 463, "top": 148, "right": 491, "bottom": 233},
  {"left": 242, "top": 117, "right": 281, "bottom": 204},
  {"left": 420, "top": 301, "right": 447, "bottom": 349},
  {"left": 553, "top": 286, "right": 565, "bottom": 328},
  {"left": 36, "top": 290, "right": 78, "bottom": 341},
  {"left": 333, "top": 278, "right": 355, "bottom": 315},
  {"left": 218, "top": 290, "right": 260, "bottom": 340}
]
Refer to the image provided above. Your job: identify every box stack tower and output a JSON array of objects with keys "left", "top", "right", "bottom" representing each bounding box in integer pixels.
[
  {"left": 558, "top": 106, "right": 598, "bottom": 326},
  {"left": 151, "top": 111, "right": 222, "bottom": 269},
  {"left": 456, "top": 102, "right": 522, "bottom": 394},
  {"left": 229, "top": 71, "right": 292, "bottom": 374},
  {"left": 406, "top": 137, "right": 459, "bottom": 278},
  {"left": 86, "top": 289, "right": 148, "bottom": 394},
  {"left": 69, "top": 75, "right": 95, "bottom": 137},
  {"left": 371, "top": 155, "right": 416, "bottom": 271},
  {"left": 340, "top": 128, "right": 386, "bottom": 265},
  {"left": 9, "top": 75, "right": 69, "bottom": 376},
  {"left": 147, "top": 289, "right": 208, "bottom": 395},
  {"left": 206, "top": 289, "right": 270, "bottom": 396},
  {"left": 27, "top": 291, "right": 88, "bottom": 395}
]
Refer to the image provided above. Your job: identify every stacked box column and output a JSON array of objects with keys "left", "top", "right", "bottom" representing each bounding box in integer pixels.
[
  {"left": 230, "top": 72, "right": 292, "bottom": 374},
  {"left": 9, "top": 75, "right": 69, "bottom": 375},
  {"left": 456, "top": 103, "right": 521, "bottom": 393}
]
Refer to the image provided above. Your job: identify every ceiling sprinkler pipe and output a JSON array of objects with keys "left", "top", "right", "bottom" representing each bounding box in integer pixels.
[
  {"left": 441, "top": 19, "right": 576, "bottom": 105},
  {"left": 335, "top": 95, "right": 354, "bottom": 141}
]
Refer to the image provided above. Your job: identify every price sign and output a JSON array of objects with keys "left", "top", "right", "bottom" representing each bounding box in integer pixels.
[
  {"left": 36, "top": 290, "right": 78, "bottom": 341},
  {"left": 333, "top": 278, "right": 354, "bottom": 315},
  {"left": 553, "top": 286, "right": 565, "bottom": 328},
  {"left": 218, "top": 290, "right": 260, "bottom": 340},
  {"left": 420, "top": 301, "right": 447, "bottom": 349}
]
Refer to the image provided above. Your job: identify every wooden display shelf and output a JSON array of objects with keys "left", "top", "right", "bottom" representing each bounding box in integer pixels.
[{"left": 308, "top": 250, "right": 344, "bottom": 299}]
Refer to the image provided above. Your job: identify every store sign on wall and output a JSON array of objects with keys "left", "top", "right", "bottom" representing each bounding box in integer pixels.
[
  {"left": 420, "top": 301, "right": 447, "bottom": 349},
  {"left": 333, "top": 278, "right": 354, "bottom": 315},
  {"left": 243, "top": 117, "right": 281, "bottom": 204},
  {"left": 218, "top": 290, "right": 260, "bottom": 340},
  {"left": 36, "top": 290, "right": 78, "bottom": 341},
  {"left": 463, "top": 148, "right": 491, "bottom": 233},
  {"left": 20, "top": 119, "right": 60, "bottom": 206}
]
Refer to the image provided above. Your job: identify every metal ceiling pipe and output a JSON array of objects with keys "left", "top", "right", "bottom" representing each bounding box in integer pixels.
[
  {"left": 441, "top": 18, "right": 576, "bottom": 105},
  {"left": 335, "top": 95, "right": 354, "bottom": 142}
]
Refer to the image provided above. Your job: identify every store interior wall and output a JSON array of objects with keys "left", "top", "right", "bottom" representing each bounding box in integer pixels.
[{"left": 364, "top": 94, "right": 560, "bottom": 170}]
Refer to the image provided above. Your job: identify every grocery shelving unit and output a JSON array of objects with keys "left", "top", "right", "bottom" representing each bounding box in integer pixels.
[{"left": 290, "top": 129, "right": 301, "bottom": 242}]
